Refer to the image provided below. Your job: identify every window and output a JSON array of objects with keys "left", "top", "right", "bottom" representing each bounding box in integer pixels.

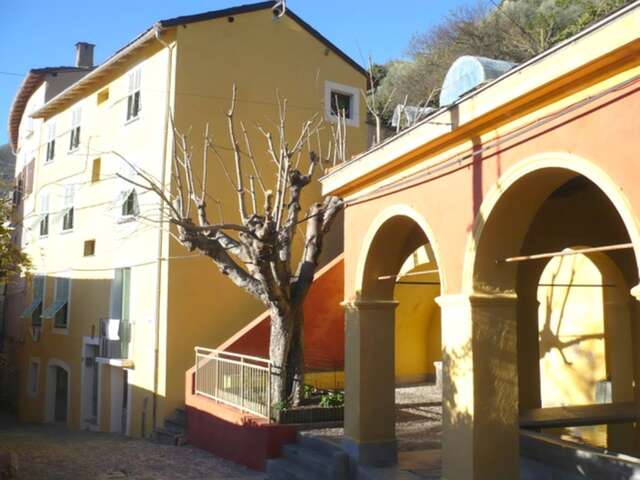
[
  {"left": 126, "top": 69, "right": 141, "bottom": 121},
  {"left": 42, "top": 277, "right": 70, "bottom": 329},
  {"left": 45, "top": 122, "right": 56, "bottom": 162},
  {"left": 109, "top": 268, "right": 131, "bottom": 358},
  {"left": 97, "top": 88, "right": 109, "bottom": 105},
  {"left": 24, "top": 160, "right": 34, "bottom": 196},
  {"left": 39, "top": 193, "right": 50, "bottom": 237},
  {"left": 27, "top": 359, "right": 40, "bottom": 397},
  {"left": 330, "top": 92, "right": 352, "bottom": 118},
  {"left": 12, "top": 176, "right": 23, "bottom": 208},
  {"left": 121, "top": 190, "right": 138, "bottom": 217},
  {"left": 62, "top": 185, "right": 75, "bottom": 231},
  {"left": 324, "top": 81, "right": 360, "bottom": 128},
  {"left": 83, "top": 239, "right": 95, "bottom": 257},
  {"left": 20, "top": 275, "right": 45, "bottom": 326},
  {"left": 69, "top": 107, "right": 81, "bottom": 151},
  {"left": 91, "top": 158, "right": 101, "bottom": 183}
]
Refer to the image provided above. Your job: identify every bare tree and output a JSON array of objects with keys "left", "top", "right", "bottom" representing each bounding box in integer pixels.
[
  {"left": 119, "top": 86, "right": 344, "bottom": 407},
  {"left": 363, "top": 57, "right": 396, "bottom": 146}
]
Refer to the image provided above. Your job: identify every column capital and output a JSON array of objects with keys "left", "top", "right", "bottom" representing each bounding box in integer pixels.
[{"left": 341, "top": 299, "right": 399, "bottom": 311}]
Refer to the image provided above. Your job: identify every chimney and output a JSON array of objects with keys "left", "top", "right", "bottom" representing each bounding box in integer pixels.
[{"left": 75, "top": 42, "right": 95, "bottom": 68}]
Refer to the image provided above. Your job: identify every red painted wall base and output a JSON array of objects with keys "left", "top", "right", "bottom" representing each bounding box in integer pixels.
[{"left": 185, "top": 368, "right": 297, "bottom": 471}]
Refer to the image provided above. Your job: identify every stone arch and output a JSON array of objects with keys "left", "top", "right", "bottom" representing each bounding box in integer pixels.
[
  {"left": 344, "top": 204, "right": 445, "bottom": 466},
  {"left": 355, "top": 204, "right": 447, "bottom": 298},
  {"left": 462, "top": 152, "right": 640, "bottom": 294}
]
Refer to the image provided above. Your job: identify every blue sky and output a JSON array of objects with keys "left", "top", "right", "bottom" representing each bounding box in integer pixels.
[{"left": 0, "top": 0, "right": 472, "bottom": 146}]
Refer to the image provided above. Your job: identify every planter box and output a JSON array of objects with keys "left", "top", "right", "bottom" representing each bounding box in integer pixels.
[{"left": 272, "top": 405, "right": 343, "bottom": 424}]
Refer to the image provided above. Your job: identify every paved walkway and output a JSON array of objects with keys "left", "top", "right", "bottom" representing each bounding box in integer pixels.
[
  {"left": 303, "top": 384, "right": 443, "bottom": 479},
  {"left": 0, "top": 414, "right": 265, "bottom": 480}
]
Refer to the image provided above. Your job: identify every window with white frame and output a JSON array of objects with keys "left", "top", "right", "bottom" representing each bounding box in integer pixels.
[
  {"left": 27, "top": 358, "right": 40, "bottom": 397},
  {"left": 121, "top": 189, "right": 138, "bottom": 217},
  {"left": 69, "top": 107, "right": 81, "bottom": 151},
  {"left": 42, "top": 277, "right": 70, "bottom": 329},
  {"left": 20, "top": 275, "right": 45, "bottom": 326},
  {"left": 39, "top": 193, "right": 50, "bottom": 237},
  {"left": 324, "top": 81, "right": 359, "bottom": 128},
  {"left": 126, "top": 69, "right": 141, "bottom": 121},
  {"left": 25, "top": 111, "right": 34, "bottom": 137},
  {"left": 62, "top": 185, "right": 75, "bottom": 231},
  {"left": 45, "top": 122, "right": 56, "bottom": 162}
]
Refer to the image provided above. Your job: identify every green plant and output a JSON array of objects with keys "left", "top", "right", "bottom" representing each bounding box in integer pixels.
[
  {"left": 272, "top": 400, "right": 290, "bottom": 412},
  {"left": 303, "top": 384, "right": 316, "bottom": 400},
  {"left": 319, "top": 390, "right": 344, "bottom": 408}
]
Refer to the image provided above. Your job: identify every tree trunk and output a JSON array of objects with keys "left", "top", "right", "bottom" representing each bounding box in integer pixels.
[{"left": 269, "top": 307, "right": 304, "bottom": 409}]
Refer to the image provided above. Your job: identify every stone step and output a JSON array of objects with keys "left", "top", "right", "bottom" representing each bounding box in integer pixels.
[
  {"left": 163, "top": 417, "right": 186, "bottom": 435},
  {"left": 167, "top": 407, "right": 187, "bottom": 427},
  {"left": 282, "top": 444, "right": 334, "bottom": 478},
  {"left": 152, "top": 427, "right": 187, "bottom": 446},
  {"left": 267, "top": 458, "right": 324, "bottom": 480},
  {"left": 298, "top": 435, "right": 344, "bottom": 458}
]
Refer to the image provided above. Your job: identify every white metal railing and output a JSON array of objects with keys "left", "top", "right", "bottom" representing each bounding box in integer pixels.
[{"left": 194, "top": 347, "right": 272, "bottom": 419}]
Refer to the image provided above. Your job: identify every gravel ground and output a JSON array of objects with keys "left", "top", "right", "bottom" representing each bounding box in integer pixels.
[
  {"left": 0, "top": 414, "right": 265, "bottom": 480},
  {"left": 302, "top": 383, "right": 442, "bottom": 451}
]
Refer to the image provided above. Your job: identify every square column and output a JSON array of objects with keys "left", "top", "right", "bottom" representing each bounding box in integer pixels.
[
  {"left": 342, "top": 299, "right": 398, "bottom": 466},
  {"left": 436, "top": 293, "right": 519, "bottom": 480}
]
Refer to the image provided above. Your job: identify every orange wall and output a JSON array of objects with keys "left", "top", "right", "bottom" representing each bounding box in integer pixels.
[{"left": 219, "top": 255, "right": 345, "bottom": 372}]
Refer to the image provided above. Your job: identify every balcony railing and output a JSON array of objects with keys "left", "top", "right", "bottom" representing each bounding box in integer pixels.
[
  {"left": 194, "top": 347, "right": 271, "bottom": 420},
  {"left": 98, "top": 318, "right": 130, "bottom": 360}
]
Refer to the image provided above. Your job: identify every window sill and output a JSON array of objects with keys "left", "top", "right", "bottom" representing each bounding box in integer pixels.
[
  {"left": 43, "top": 159, "right": 54, "bottom": 166},
  {"left": 116, "top": 215, "right": 137, "bottom": 224},
  {"left": 38, "top": 235, "right": 49, "bottom": 240},
  {"left": 96, "top": 357, "right": 134, "bottom": 369},
  {"left": 325, "top": 113, "right": 359, "bottom": 128},
  {"left": 124, "top": 114, "right": 141, "bottom": 126},
  {"left": 68, "top": 146, "right": 80, "bottom": 154},
  {"left": 60, "top": 228, "right": 74, "bottom": 235},
  {"left": 51, "top": 326, "right": 69, "bottom": 336}
]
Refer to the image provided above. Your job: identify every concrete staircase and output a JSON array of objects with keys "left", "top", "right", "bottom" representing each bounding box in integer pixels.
[
  {"left": 152, "top": 407, "right": 188, "bottom": 446},
  {"left": 267, "top": 435, "right": 349, "bottom": 480}
]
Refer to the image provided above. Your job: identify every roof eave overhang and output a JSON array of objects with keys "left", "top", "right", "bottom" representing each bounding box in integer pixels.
[
  {"left": 8, "top": 71, "right": 46, "bottom": 151},
  {"left": 31, "top": 26, "right": 164, "bottom": 120},
  {"left": 321, "top": 1, "right": 640, "bottom": 197}
]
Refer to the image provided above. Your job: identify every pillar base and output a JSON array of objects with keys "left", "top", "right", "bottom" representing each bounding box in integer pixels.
[{"left": 342, "top": 437, "right": 397, "bottom": 467}]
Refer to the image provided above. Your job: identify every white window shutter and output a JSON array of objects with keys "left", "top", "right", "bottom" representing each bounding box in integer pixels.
[
  {"left": 56, "top": 277, "right": 70, "bottom": 302},
  {"left": 109, "top": 269, "right": 124, "bottom": 320},
  {"left": 40, "top": 193, "right": 50, "bottom": 214},
  {"left": 63, "top": 185, "right": 75, "bottom": 209},
  {"left": 34, "top": 275, "right": 44, "bottom": 301}
]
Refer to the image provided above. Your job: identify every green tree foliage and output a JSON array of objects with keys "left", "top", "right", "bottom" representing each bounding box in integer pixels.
[
  {"left": 375, "top": 0, "right": 632, "bottom": 115},
  {"left": 0, "top": 197, "right": 30, "bottom": 282}
]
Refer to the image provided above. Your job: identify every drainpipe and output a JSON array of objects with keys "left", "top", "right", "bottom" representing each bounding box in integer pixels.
[{"left": 151, "top": 25, "right": 174, "bottom": 435}]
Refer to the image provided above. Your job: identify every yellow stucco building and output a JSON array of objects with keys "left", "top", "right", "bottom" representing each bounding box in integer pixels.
[{"left": 7, "top": 2, "right": 367, "bottom": 438}]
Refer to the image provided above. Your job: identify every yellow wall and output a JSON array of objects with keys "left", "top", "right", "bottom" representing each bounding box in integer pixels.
[
  {"left": 162, "top": 9, "right": 367, "bottom": 419},
  {"left": 537, "top": 254, "right": 608, "bottom": 407},
  {"left": 394, "top": 247, "right": 442, "bottom": 384},
  {"left": 14, "top": 9, "right": 367, "bottom": 435},
  {"left": 15, "top": 38, "right": 175, "bottom": 435}
]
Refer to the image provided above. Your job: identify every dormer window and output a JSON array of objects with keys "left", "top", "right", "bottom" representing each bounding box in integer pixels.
[
  {"left": 126, "top": 69, "right": 142, "bottom": 121},
  {"left": 45, "top": 122, "right": 56, "bottom": 162},
  {"left": 69, "top": 107, "right": 81, "bottom": 151}
]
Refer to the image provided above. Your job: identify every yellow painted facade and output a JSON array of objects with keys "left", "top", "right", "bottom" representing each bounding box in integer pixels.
[{"left": 10, "top": 5, "right": 367, "bottom": 437}]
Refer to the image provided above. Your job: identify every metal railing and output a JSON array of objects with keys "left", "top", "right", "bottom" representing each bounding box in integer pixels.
[{"left": 194, "top": 347, "right": 272, "bottom": 419}]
